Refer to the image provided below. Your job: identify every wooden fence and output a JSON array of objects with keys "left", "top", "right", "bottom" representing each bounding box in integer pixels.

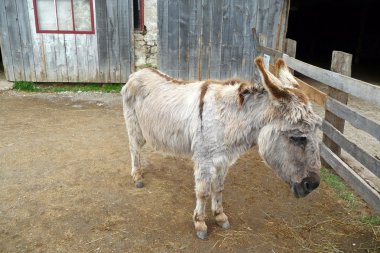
[{"left": 257, "top": 31, "right": 380, "bottom": 213}]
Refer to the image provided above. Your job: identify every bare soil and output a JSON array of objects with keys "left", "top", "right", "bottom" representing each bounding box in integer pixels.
[{"left": 0, "top": 91, "right": 379, "bottom": 253}]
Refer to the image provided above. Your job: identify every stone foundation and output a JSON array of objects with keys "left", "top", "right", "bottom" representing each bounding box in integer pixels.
[{"left": 134, "top": 33, "right": 157, "bottom": 69}]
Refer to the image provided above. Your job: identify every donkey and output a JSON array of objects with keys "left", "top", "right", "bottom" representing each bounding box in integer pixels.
[{"left": 121, "top": 57, "right": 322, "bottom": 239}]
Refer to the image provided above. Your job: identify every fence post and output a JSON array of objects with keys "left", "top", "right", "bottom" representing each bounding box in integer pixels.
[
  {"left": 284, "top": 39, "right": 297, "bottom": 74},
  {"left": 259, "top": 33, "right": 267, "bottom": 48},
  {"left": 322, "top": 51, "right": 352, "bottom": 157},
  {"left": 251, "top": 28, "right": 262, "bottom": 82}
]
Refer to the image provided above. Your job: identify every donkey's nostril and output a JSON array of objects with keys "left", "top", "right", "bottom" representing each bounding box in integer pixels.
[
  {"left": 304, "top": 181, "right": 311, "bottom": 192},
  {"left": 302, "top": 175, "right": 320, "bottom": 193}
]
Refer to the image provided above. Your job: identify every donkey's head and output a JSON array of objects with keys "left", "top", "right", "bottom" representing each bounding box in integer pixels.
[{"left": 255, "top": 57, "right": 322, "bottom": 198}]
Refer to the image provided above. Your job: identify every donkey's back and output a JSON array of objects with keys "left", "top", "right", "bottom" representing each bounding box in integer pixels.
[{"left": 121, "top": 68, "right": 201, "bottom": 156}]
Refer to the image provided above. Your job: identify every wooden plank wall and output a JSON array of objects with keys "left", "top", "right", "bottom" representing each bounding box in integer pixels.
[
  {"left": 0, "top": 0, "right": 134, "bottom": 83},
  {"left": 158, "top": 0, "right": 290, "bottom": 81}
]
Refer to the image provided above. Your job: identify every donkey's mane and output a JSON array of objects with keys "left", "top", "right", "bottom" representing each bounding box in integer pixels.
[
  {"left": 148, "top": 68, "right": 191, "bottom": 84},
  {"left": 148, "top": 68, "right": 255, "bottom": 88}
]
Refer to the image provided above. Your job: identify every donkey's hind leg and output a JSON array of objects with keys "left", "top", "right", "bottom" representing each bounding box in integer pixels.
[
  {"left": 124, "top": 110, "right": 146, "bottom": 188},
  {"left": 129, "top": 137, "right": 145, "bottom": 188},
  {"left": 211, "top": 166, "right": 230, "bottom": 229}
]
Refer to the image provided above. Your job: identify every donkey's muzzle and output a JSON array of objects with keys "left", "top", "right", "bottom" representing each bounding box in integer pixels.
[{"left": 292, "top": 172, "right": 320, "bottom": 198}]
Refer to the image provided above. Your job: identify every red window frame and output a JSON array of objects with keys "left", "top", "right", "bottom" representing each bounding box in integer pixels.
[{"left": 33, "top": 0, "right": 95, "bottom": 34}]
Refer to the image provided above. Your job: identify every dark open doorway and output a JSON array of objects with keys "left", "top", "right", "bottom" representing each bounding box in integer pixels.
[
  {"left": 0, "top": 49, "right": 3, "bottom": 72},
  {"left": 0, "top": 48, "right": 4, "bottom": 77},
  {"left": 287, "top": 0, "right": 380, "bottom": 85},
  {"left": 133, "top": 0, "right": 144, "bottom": 31}
]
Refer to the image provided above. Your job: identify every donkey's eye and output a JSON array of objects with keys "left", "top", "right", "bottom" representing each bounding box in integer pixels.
[{"left": 290, "top": 136, "right": 307, "bottom": 146}]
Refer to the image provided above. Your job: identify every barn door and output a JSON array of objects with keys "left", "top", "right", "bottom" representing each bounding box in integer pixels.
[
  {"left": 96, "top": 0, "right": 134, "bottom": 83},
  {"left": 157, "top": 0, "right": 289, "bottom": 82}
]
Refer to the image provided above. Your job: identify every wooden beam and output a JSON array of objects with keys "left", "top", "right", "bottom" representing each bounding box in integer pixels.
[
  {"left": 283, "top": 54, "right": 380, "bottom": 107},
  {"left": 322, "top": 120, "right": 380, "bottom": 178},
  {"left": 251, "top": 28, "right": 262, "bottom": 82},
  {"left": 284, "top": 38, "right": 296, "bottom": 75},
  {"left": 323, "top": 51, "right": 352, "bottom": 156},
  {"left": 320, "top": 143, "right": 380, "bottom": 213},
  {"left": 295, "top": 77, "right": 326, "bottom": 107},
  {"left": 260, "top": 45, "right": 283, "bottom": 60},
  {"left": 258, "top": 33, "right": 267, "bottom": 48},
  {"left": 326, "top": 98, "right": 380, "bottom": 142}
]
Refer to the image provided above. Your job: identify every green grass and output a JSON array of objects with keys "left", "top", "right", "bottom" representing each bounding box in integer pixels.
[
  {"left": 14, "top": 81, "right": 41, "bottom": 91},
  {"left": 360, "top": 215, "right": 380, "bottom": 226},
  {"left": 321, "top": 167, "right": 357, "bottom": 206},
  {"left": 321, "top": 167, "right": 380, "bottom": 226},
  {"left": 138, "top": 63, "right": 157, "bottom": 69},
  {"left": 45, "top": 83, "right": 122, "bottom": 93},
  {"left": 13, "top": 82, "right": 123, "bottom": 93}
]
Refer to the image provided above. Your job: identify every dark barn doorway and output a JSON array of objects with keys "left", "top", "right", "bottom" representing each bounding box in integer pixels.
[
  {"left": 0, "top": 48, "right": 4, "bottom": 77},
  {"left": 133, "top": 0, "right": 144, "bottom": 31},
  {"left": 287, "top": 0, "right": 380, "bottom": 85},
  {"left": 0, "top": 48, "right": 3, "bottom": 72}
]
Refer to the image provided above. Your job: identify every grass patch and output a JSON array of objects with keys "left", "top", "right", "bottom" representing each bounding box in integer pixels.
[
  {"left": 320, "top": 167, "right": 380, "bottom": 227},
  {"left": 14, "top": 81, "right": 40, "bottom": 92},
  {"left": 45, "top": 83, "right": 122, "bottom": 93},
  {"left": 13, "top": 82, "right": 123, "bottom": 93},
  {"left": 138, "top": 63, "right": 157, "bottom": 69},
  {"left": 360, "top": 215, "right": 380, "bottom": 226},
  {"left": 321, "top": 167, "right": 357, "bottom": 206}
]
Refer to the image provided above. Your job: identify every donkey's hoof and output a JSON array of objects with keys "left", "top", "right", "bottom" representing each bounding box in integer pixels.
[
  {"left": 219, "top": 220, "right": 231, "bottom": 230},
  {"left": 215, "top": 213, "right": 230, "bottom": 229},
  {"left": 135, "top": 181, "right": 144, "bottom": 188},
  {"left": 196, "top": 230, "right": 208, "bottom": 240}
]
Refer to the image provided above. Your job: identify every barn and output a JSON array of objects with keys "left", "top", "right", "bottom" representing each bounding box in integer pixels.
[{"left": 0, "top": 0, "right": 289, "bottom": 83}]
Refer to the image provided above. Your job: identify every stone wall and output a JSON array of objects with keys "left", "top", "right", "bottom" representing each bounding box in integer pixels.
[{"left": 134, "top": 0, "right": 158, "bottom": 69}]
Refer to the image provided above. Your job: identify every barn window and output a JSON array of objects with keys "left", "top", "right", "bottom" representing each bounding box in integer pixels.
[
  {"left": 33, "top": 0, "right": 95, "bottom": 34},
  {"left": 133, "top": 0, "right": 144, "bottom": 31}
]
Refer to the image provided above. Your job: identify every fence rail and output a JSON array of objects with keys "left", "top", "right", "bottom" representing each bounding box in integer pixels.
[
  {"left": 283, "top": 54, "right": 380, "bottom": 107},
  {"left": 256, "top": 30, "right": 380, "bottom": 213},
  {"left": 325, "top": 98, "right": 380, "bottom": 141},
  {"left": 320, "top": 143, "right": 380, "bottom": 212}
]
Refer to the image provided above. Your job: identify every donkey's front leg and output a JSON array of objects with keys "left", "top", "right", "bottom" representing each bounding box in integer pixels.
[
  {"left": 193, "top": 165, "right": 212, "bottom": 240},
  {"left": 211, "top": 168, "right": 230, "bottom": 229},
  {"left": 130, "top": 148, "right": 144, "bottom": 188}
]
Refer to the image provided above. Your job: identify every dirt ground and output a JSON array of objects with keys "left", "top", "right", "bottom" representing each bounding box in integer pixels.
[{"left": 0, "top": 90, "right": 379, "bottom": 253}]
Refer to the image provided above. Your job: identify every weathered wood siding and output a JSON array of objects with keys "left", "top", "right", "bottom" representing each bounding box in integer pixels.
[
  {"left": 0, "top": 0, "right": 134, "bottom": 82},
  {"left": 158, "top": 0, "right": 290, "bottom": 81}
]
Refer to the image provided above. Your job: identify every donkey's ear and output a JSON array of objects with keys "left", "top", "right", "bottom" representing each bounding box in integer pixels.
[
  {"left": 237, "top": 82, "right": 256, "bottom": 106},
  {"left": 275, "top": 58, "right": 300, "bottom": 89},
  {"left": 254, "top": 57, "right": 290, "bottom": 102}
]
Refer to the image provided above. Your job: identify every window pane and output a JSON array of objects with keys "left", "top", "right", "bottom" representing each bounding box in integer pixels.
[
  {"left": 57, "top": 0, "right": 73, "bottom": 30},
  {"left": 73, "top": 0, "right": 92, "bottom": 31},
  {"left": 37, "top": 0, "right": 57, "bottom": 30}
]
